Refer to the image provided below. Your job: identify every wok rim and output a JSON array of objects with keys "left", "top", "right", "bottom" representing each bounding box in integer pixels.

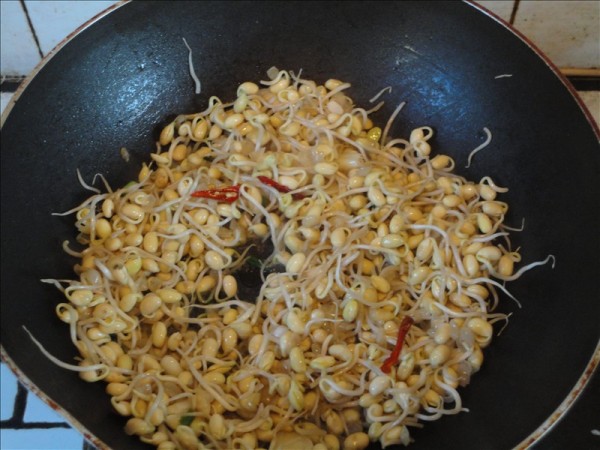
[
  {"left": 1, "top": 1, "right": 598, "bottom": 449},
  {"left": 468, "top": 0, "right": 600, "bottom": 140}
]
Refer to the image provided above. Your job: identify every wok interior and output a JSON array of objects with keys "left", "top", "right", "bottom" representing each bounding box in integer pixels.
[{"left": 1, "top": 2, "right": 598, "bottom": 449}]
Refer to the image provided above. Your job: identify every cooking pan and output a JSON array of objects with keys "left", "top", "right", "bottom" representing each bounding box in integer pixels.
[{"left": 1, "top": 1, "right": 599, "bottom": 449}]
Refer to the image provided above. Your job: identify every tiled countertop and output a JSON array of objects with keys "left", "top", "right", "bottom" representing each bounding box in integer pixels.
[{"left": 1, "top": 363, "right": 93, "bottom": 450}]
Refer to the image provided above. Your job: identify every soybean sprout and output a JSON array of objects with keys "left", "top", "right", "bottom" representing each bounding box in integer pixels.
[
  {"left": 465, "top": 127, "right": 492, "bottom": 168},
  {"left": 41, "top": 69, "right": 553, "bottom": 450},
  {"left": 182, "top": 37, "right": 201, "bottom": 95}
]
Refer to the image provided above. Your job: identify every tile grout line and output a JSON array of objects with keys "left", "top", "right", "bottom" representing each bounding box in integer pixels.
[
  {"left": 1, "top": 421, "right": 72, "bottom": 430},
  {"left": 0, "top": 381, "right": 71, "bottom": 430},
  {"left": 509, "top": 0, "right": 520, "bottom": 25},
  {"left": 1, "top": 363, "right": 91, "bottom": 445},
  {"left": 19, "top": 0, "right": 44, "bottom": 59},
  {"left": 1, "top": 383, "right": 27, "bottom": 428}
]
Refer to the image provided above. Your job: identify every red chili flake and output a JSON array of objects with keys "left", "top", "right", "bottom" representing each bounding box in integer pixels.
[
  {"left": 381, "top": 316, "right": 414, "bottom": 374},
  {"left": 257, "top": 175, "right": 305, "bottom": 200},
  {"left": 191, "top": 185, "right": 240, "bottom": 203}
]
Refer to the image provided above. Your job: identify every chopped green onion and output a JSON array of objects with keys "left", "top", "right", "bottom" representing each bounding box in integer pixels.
[
  {"left": 180, "top": 415, "right": 194, "bottom": 426},
  {"left": 246, "top": 255, "right": 263, "bottom": 269}
]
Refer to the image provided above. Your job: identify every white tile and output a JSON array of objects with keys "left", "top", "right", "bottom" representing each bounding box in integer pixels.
[
  {"left": 0, "top": 1, "right": 41, "bottom": 77},
  {"left": 1, "top": 363, "right": 19, "bottom": 421},
  {"left": 24, "top": 391, "right": 67, "bottom": 423},
  {"left": 1, "top": 92, "right": 15, "bottom": 115},
  {"left": 513, "top": 0, "right": 600, "bottom": 68},
  {"left": 474, "top": 1, "right": 515, "bottom": 23},
  {"left": 0, "top": 428, "right": 83, "bottom": 450},
  {"left": 578, "top": 91, "right": 600, "bottom": 127},
  {"left": 24, "top": 0, "right": 118, "bottom": 55}
]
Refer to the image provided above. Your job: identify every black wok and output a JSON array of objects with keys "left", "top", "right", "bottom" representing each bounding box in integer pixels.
[{"left": 1, "top": 1, "right": 599, "bottom": 449}]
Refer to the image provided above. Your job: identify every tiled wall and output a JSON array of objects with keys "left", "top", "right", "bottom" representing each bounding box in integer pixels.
[
  {"left": 1, "top": 365, "right": 92, "bottom": 450},
  {"left": 0, "top": 1, "right": 598, "bottom": 450},
  {"left": 1, "top": 1, "right": 116, "bottom": 77},
  {"left": 512, "top": 0, "right": 600, "bottom": 68},
  {"left": 478, "top": 1, "right": 600, "bottom": 70}
]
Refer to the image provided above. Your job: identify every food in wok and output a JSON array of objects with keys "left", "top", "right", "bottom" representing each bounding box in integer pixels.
[{"left": 35, "top": 69, "right": 552, "bottom": 450}]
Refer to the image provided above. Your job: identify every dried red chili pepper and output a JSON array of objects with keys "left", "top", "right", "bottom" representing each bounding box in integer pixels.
[
  {"left": 257, "top": 175, "right": 304, "bottom": 200},
  {"left": 381, "top": 316, "right": 414, "bottom": 374},
  {"left": 191, "top": 185, "right": 240, "bottom": 203}
]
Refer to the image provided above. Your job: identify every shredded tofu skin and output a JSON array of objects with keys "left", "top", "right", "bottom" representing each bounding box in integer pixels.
[{"left": 44, "top": 69, "right": 552, "bottom": 450}]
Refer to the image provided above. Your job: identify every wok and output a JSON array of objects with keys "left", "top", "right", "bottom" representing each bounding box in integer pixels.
[{"left": 1, "top": 1, "right": 599, "bottom": 449}]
